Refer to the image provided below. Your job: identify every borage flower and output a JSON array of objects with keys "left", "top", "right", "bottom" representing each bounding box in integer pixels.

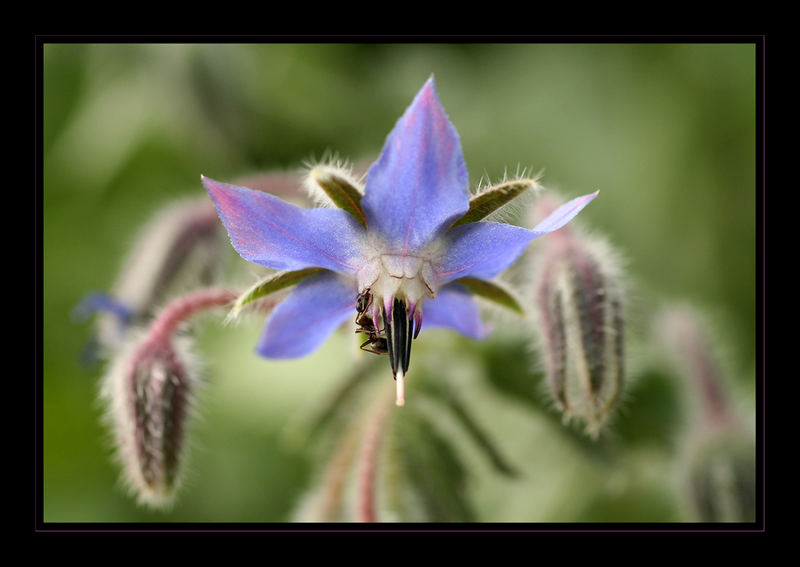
[{"left": 202, "top": 77, "right": 597, "bottom": 406}]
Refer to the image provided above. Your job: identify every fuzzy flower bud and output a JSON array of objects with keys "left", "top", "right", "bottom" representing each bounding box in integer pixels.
[
  {"left": 654, "top": 304, "right": 755, "bottom": 522},
  {"left": 103, "top": 333, "right": 195, "bottom": 507},
  {"left": 86, "top": 198, "right": 223, "bottom": 353},
  {"left": 101, "top": 288, "right": 236, "bottom": 507},
  {"left": 654, "top": 304, "right": 736, "bottom": 427},
  {"left": 530, "top": 195, "right": 625, "bottom": 437},
  {"left": 681, "top": 428, "right": 756, "bottom": 522},
  {"left": 84, "top": 172, "right": 313, "bottom": 358}
]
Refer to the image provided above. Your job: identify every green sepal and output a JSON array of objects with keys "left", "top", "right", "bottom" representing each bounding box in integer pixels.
[
  {"left": 310, "top": 168, "right": 367, "bottom": 228},
  {"left": 452, "top": 179, "right": 537, "bottom": 227},
  {"left": 456, "top": 276, "right": 525, "bottom": 315},
  {"left": 227, "top": 267, "right": 324, "bottom": 320}
]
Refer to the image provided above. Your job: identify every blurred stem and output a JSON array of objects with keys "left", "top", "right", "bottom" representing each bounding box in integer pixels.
[
  {"left": 662, "top": 308, "right": 733, "bottom": 427},
  {"left": 685, "top": 335, "right": 730, "bottom": 426},
  {"left": 357, "top": 386, "right": 394, "bottom": 522},
  {"left": 147, "top": 288, "right": 238, "bottom": 345},
  {"left": 419, "top": 378, "right": 518, "bottom": 477},
  {"left": 314, "top": 382, "right": 389, "bottom": 522},
  {"left": 318, "top": 422, "right": 362, "bottom": 522}
]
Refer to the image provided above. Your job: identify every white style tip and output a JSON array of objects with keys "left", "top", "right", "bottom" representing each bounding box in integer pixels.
[{"left": 395, "top": 370, "right": 405, "bottom": 407}]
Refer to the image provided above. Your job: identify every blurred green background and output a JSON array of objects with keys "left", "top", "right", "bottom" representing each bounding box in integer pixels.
[{"left": 42, "top": 43, "right": 757, "bottom": 523}]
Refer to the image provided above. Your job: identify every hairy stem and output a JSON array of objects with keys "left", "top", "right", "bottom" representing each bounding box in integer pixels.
[
  {"left": 147, "top": 288, "right": 238, "bottom": 345},
  {"left": 357, "top": 388, "right": 394, "bottom": 522}
]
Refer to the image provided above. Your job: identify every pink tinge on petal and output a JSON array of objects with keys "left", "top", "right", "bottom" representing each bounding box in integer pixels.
[
  {"left": 413, "top": 308, "right": 423, "bottom": 339},
  {"left": 203, "top": 175, "right": 368, "bottom": 275}
]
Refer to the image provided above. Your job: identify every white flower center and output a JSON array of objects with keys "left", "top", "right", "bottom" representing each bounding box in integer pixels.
[
  {"left": 356, "top": 236, "right": 444, "bottom": 308},
  {"left": 353, "top": 235, "right": 446, "bottom": 402}
]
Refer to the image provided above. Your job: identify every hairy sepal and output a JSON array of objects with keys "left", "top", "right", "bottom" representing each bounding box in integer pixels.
[
  {"left": 307, "top": 166, "right": 367, "bottom": 228},
  {"left": 452, "top": 179, "right": 538, "bottom": 227},
  {"left": 227, "top": 268, "right": 325, "bottom": 322}
]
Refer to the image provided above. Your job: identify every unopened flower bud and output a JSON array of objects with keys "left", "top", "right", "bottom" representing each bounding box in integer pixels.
[
  {"left": 92, "top": 198, "right": 224, "bottom": 351},
  {"left": 101, "top": 288, "right": 236, "bottom": 507},
  {"left": 681, "top": 428, "right": 756, "bottom": 522},
  {"left": 530, "top": 196, "right": 625, "bottom": 437},
  {"left": 84, "top": 171, "right": 316, "bottom": 357},
  {"left": 654, "top": 304, "right": 755, "bottom": 522},
  {"left": 654, "top": 304, "right": 735, "bottom": 426},
  {"left": 103, "top": 333, "right": 196, "bottom": 508}
]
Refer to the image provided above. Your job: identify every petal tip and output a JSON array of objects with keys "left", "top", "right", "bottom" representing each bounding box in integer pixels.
[
  {"left": 201, "top": 174, "right": 219, "bottom": 193},
  {"left": 415, "top": 75, "right": 443, "bottom": 109},
  {"left": 362, "top": 76, "right": 469, "bottom": 249}
]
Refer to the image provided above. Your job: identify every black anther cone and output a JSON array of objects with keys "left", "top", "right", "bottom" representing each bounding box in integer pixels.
[{"left": 384, "top": 298, "right": 413, "bottom": 378}]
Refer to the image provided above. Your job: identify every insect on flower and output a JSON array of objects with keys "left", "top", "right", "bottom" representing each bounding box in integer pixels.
[
  {"left": 202, "top": 76, "right": 598, "bottom": 406},
  {"left": 354, "top": 289, "right": 390, "bottom": 356}
]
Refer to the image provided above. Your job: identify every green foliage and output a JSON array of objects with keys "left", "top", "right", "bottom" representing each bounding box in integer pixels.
[
  {"left": 415, "top": 374, "right": 518, "bottom": 477},
  {"left": 612, "top": 369, "right": 684, "bottom": 451},
  {"left": 390, "top": 410, "right": 476, "bottom": 522}
]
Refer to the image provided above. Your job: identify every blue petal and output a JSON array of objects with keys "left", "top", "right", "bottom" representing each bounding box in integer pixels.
[
  {"left": 531, "top": 191, "right": 599, "bottom": 235},
  {"left": 433, "top": 222, "right": 536, "bottom": 286},
  {"left": 73, "top": 292, "right": 134, "bottom": 325},
  {"left": 434, "top": 191, "right": 599, "bottom": 286},
  {"left": 203, "top": 176, "right": 367, "bottom": 274},
  {"left": 423, "top": 283, "right": 489, "bottom": 340},
  {"left": 256, "top": 271, "right": 357, "bottom": 359},
  {"left": 361, "top": 77, "right": 470, "bottom": 253}
]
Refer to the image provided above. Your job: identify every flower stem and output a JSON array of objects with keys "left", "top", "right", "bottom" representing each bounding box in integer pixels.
[
  {"left": 357, "top": 388, "right": 394, "bottom": 522},
  {"left": 681, "top": 325, "right": 731, "bottom": 426},
  {"left": 147, "top": 288, "right": 238, "bottom": 345},
  {"left": 318, "top": 425, "right": 362, "bottom": 521}
]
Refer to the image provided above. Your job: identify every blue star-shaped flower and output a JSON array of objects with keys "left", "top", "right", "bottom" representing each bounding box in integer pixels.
[{"left": 202, "top": 77, "right": 597, "bottom": 404}]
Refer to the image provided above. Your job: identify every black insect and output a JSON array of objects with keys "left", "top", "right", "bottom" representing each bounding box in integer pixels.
[{"left": 355, "top": 289, "right": 389, "bottom": 356}]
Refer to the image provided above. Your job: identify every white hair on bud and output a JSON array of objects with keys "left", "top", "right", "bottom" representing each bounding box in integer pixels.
[
  {"left": 99, "top": 331, "right": 203, "bottom": 509},
  {"left": 516, "top": 193, "right": 633, "bottom": 438},
  {"left": 301, "top": 154, "right": 365, "bottom": 209},
  {"left": 474, "top": 166, "right": 543, "bottom": 226}
]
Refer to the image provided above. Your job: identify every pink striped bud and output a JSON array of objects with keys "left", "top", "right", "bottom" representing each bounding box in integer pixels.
[
  {"left": 654, "top": 304, "right": 755, "bottom": 522},
  {"left": 90, "top": 172, "right": 313, "bottom": 354},
  {"left": 103, "top": 334, "right": 196, "bottom": 507},
  {"left": 654, "top": 305, "right": 736, "bottom": 427},
  {"left": 530, "top": 196, "right": 625, "bottom": 437},
  {"left": 102, "top": 288, "right": 236, "bottom": 507},
  {"left": 94, "top": 198, "right": 223, "bottom": 351}
]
